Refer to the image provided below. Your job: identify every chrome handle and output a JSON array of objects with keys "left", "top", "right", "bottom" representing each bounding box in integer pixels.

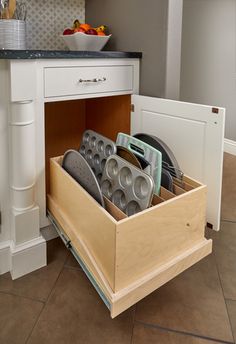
[{"left": 78, "top": 77, "right": 107, "bottom": 83}]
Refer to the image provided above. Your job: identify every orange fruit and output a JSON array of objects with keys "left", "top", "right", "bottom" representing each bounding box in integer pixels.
[
  {"left": 80, "top": 23, "right": 91, "bottom": 31},
  {"left": 74, "top": 27, "right": 86, "bottom": 33},
  {"left": 98, "top": 31, "right": 106, "bottom": 36}
]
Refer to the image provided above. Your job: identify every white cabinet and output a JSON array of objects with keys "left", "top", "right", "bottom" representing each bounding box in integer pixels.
[
  {"left": 0, "top": 57, "right": 225, "bottom": 313},
  {"left": 43, "top": 61, "right": 224, "bottom": 317}
]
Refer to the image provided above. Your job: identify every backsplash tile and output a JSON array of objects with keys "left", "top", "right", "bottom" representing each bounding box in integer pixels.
[{"left": 25, "top": 0, "right": 85, "bottom": 50}]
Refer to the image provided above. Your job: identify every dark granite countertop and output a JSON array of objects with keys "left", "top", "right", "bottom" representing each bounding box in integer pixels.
[{"left": 0, "top": 50, "right": 142, "bottom": 59}]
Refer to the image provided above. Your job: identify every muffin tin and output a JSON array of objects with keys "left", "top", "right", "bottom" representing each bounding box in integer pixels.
[
  {"left": 101, "top": 155, "right": 154, "bottom": 216},
  {"left": 79, "top": 130, "right": 117, "bottom": 184},
  {"left": 116, "top": 133, "right": 162, "bottom": 195}
]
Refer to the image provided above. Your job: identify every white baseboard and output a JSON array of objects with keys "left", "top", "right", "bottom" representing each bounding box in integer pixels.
[
  {"left": 0, "top": 236, "right": 47, "bottom": 279},
  {"left": 0, "top": 241, "right": 11, "bottom": 275},
  {"left": 40, "top": 224, "right": 58, "bottom": 241},
  {"left": 224, "top": 138, "right": 236, "bottom": 156},
  {"left": 10, "top": 236, "right": 47, "bottom": 280}
]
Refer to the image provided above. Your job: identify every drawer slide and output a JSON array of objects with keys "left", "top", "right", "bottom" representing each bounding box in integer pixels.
[{"left": 47, "top": 211, "right": 111, "bottom": 311}]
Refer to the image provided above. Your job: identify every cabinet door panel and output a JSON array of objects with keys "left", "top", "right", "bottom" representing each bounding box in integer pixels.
[
  {"left": 131, "top": 95, "right": 225, "bottom": 231},
  {"left": 0, "top": 62, "right": 10, "bottom": 242}
]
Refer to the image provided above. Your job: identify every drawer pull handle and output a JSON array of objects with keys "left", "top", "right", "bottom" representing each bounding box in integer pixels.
[{"left": 78, "top": 77, "right": 107, "bottom": 83}]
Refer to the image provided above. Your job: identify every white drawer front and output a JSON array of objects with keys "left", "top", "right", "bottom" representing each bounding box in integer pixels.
[{"left": 44, "top": 65, "right": 134, "bottom": 98}]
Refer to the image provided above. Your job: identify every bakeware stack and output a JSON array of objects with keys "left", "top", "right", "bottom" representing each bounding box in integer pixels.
[
  {"left": 133, "top": 133, "right": 184, "bottom": 191},
  {"left": 79, "top": 130, "right": 117, "bottom": 184},
  {"left": 62, "top": 149, "right": 105, "bottom": 208},
  {"left": 101, "top": 155, "right": 154, "bottom": 216}
]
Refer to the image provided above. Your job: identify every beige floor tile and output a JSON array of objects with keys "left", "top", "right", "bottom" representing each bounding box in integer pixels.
[
  {"left": 28, "top": 268, "right": 134, "bottom": 344},
  {"left": 211, "top": 221, "right": 236, "bottom": 300},
  {"left": 221, "top": 153, "right": 236, "bottom": 222},
  {"left": 132, "top": 323, "right": 226, "bottom": 344},
  {"left": 135, "top": 255, "right": 233, "bottom": 343},
  {"left": 0, "top": 238, "right": 69, "bottom": 302},
  {"left": 64, "top": 251, "right": 82, "bottom": 270},
  {"left": 226, "top": 300, "right": 236, "bottom": 342},
  {"left": 0, "top": 293, "right": 43, "bottom": 344}
]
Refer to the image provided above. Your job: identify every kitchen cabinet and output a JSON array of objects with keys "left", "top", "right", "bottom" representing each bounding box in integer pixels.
[{"left": 0, "top": 51, "right": 225, "bottom": 317}]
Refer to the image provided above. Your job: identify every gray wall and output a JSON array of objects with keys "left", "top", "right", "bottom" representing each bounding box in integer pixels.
[
  {"left": 86, "top": 0, "right": 168, "bottom": 97},
  {"left": 180, "top": 0, "right": 236, "bottom": 141}
]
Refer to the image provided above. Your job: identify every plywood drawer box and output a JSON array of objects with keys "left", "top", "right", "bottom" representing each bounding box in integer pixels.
[
  {"left": 47, "top": 156, "right": 212, "bottom": 318},
  {"left": 44, "top": 65, "right": 134, "bottom": 98}
]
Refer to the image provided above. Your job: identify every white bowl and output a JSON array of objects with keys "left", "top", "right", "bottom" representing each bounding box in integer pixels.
[{"left": 61, "top": 32, "right": 111, "bottom": 51}]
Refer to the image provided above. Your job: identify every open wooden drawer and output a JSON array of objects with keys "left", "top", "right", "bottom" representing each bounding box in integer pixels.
[{"left": 47, "top": 156, "right": 212, "bottom": 318}]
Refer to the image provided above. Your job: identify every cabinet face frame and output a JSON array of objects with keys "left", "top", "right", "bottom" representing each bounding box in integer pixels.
[{"left": 33, "top": 58, "right": 140, "bottom": 228}]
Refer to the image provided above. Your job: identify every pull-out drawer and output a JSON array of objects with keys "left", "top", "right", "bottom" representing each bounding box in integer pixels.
[
  {"left": 47, "top": 156, "right": 212, "bottom": 318},
  {"left": 44, "top": 65, "right": 134, "bottom": 98}
]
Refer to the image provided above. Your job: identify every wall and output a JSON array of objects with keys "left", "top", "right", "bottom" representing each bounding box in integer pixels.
[
  {"left": 180, "top": 0, "right": 236, "bottom": 141},
  {"left": 25, "top": 0, "right": 85, "bottom": 50},
  {"left": 165, "top": 0, "right": 183, "bottom": 100},
  {"left": 86, "top": 0, "right": 168, "bottom": 97}
]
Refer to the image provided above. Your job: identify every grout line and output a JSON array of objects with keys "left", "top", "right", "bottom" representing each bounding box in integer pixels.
[
  {"left": 25, "top": 252, "right": 68, "bottom": 343},
  {"left": 225, "top": 301, "right": 236, "bottom": 344},
  {"left": 225, "top": 298, "right": 236, "bottom": 303},
  {"left": 221, "top": 220, "right": 236, "bottom": 224},
  {"left": 24, "top": 300, "right": 45, "bottom": 344},
  {"left": 25, "top": 264, "right": 65, "bottom": 344},
  {"left": 135, "top": 320, "right": 234, "bottom": 344},
  {"left": 63, "top": 264, "right": 82, "bottom": 271},
  {"left": 212, "top": 249, "right": 236, "bottom": 344},
  {"left": 0, "top": 290, "right": 45, "bottom": 304},
  {"left": 130, "top": 305, "right": 136, "bottom": 344}
]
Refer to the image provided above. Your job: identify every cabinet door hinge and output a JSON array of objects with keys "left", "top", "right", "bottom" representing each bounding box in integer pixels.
[
  {"left": 131, "top": 104, "right": 135, "bottom": 112},
  {"left": 207, "top": 222, "right": 213, "bottom": 230},
  {"left": 212, "top": 107, "right": 219, "bottom": 114}
]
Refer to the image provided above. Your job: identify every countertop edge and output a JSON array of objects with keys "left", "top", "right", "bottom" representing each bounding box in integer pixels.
[{"left": 0, "top": 50, "right": 142, "bottom": 60}]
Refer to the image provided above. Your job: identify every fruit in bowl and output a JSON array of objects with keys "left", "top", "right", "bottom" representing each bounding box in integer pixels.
[
  {"left": 61, "top": 20, "right": 111, "bottom": 51},
  {"left": 63, "top": 28, "right": 74, "bottom": 35},
  {"left": 86, "top": 28, "right": 98, "bottom": 35}
]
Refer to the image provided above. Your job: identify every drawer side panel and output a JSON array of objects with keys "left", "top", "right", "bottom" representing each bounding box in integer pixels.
[{"left": 48, "top": 157, "right": 116, "bottom": 290}]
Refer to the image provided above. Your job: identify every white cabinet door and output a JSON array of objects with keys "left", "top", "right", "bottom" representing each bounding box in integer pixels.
[{"left": 131, "top": 95, "right": 225, "bottom": 231}]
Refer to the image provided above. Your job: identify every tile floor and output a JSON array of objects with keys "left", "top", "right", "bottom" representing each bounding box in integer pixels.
[{"left": 0, "top": 152, "right": 236, "bottom": 344}]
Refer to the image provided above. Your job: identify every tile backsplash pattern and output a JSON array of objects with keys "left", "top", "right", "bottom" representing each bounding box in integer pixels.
[{"left": 25, "top": 0, "right": 85, "bottom": 50}]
